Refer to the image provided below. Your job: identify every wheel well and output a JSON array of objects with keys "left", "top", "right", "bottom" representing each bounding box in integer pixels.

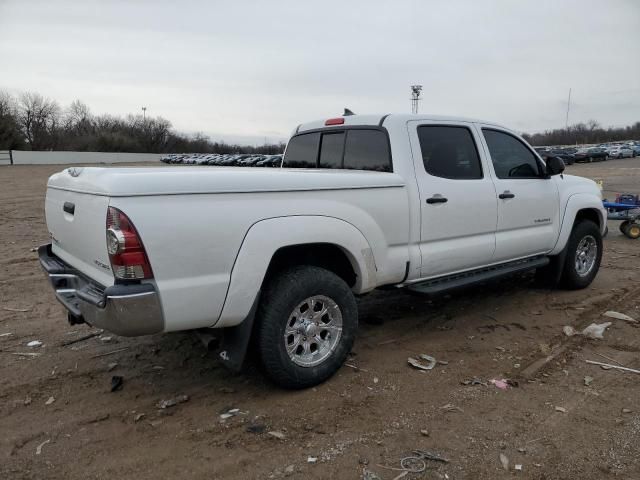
[
  {"left": 575, "top": 208, "right": 601, "bottom": 229},
  {"left": 264, "top": 243, "right": 357, "bottom": 288}
]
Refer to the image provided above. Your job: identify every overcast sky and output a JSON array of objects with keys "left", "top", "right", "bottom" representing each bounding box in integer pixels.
[{"left": 1, "top": 0, "right": 638, "bottom": 144}]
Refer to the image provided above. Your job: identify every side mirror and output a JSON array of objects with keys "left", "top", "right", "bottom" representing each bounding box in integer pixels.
[{"left": 546, "top": 156, "right": 565, "bottom": 176}]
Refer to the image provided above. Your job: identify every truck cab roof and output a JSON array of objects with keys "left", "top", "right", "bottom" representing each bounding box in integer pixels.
[{"left": 295, "top": 113, "right": 508, "bottom": 134}]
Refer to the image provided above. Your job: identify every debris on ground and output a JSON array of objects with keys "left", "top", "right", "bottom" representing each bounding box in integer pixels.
[
  {"left": 220, "top": 408, "right": 240, "bottom": 420},
  {"left": 134, "top": 413, "right": 145, "bottom": 422},
  {"left": 107, "top": 362, "right": 118, "bottom": 372},
  {"left": 60, "top": 330, "right": 102, "bottom": 347},
  {"left": 35, "top": 439, "right": 50, "bottom": 455},
  {"left": 584, "top": 376, "right": 594, "bottom": 386},
  {"left": 461, "top": 378, "right": 488, "bottom": 386},
  {"left": 515, "top": 464, "right": 523, "bottom": 471},
  {"left": 603, "top": 310, "right": 637, "bottom": 323},
  {"left": 156, "top": 394, "right": 189, "bottom": 409},
  {"left": 284, "top": 464, "right": 295, "bottom": 474},
  {"left": 24, "top": 396, "right": 32, "bottom": 405},
  {"left": 91, "top": 347, "right": 129, "bottom": 358},
  {"left": 489, "top": 378, "right": 510, "bottom": 390},
  {"left": 581, "top": 322, "right": 612, "bottom": 339},
  {"left": 0, "top": 332, "right": 13, "bottom": 338},
  {"left": 420, "top": 429, "right": 430, "bottom": 437},
  {"left": 307, "top": 456, "right": 318, "bottom": 463},
  {"left": 555, "top": 406, "right": 567, "bottom": 413},
  {"left": 3, "top": 306, "right": 32, "bottom": 313},
  {"left": 99, "top": 335, "right": 113, "bottom": 343},
  {"left": 246, "top": 423, "right": 266, "bottom": 434},
  {"left": 344, "top": 363, "right": 369, "bottom": 372},
  {"left": 362, "top": 469, "right": 382, "bottom": 480},
  {"left": 499, "top": 453, "right": 509, "bottom": 471},
  {"left": 564, "top": 322, "right": 613, "bottom": 339},
  {"left": 11, "top": 352, "right": 41, "bottom": 357},
  {"left": 267, "top": 430, "right": 286, "bottom": 440},
  {"left": 440, "top": 403, "right": 463, "bottom": 413},
  {"left": 45, "top": 396, "right": 55, "bottom": 405},
  {"left": 586, "top": 360, "right": 640, "bottom": 374},
  {"left": 110, "top": 375, "right": 124, "bottom": 392},
  {"left": 407, "top": 354, "right": 437, "bottom": 371},
  {"left": 622, "top": 408, "right": 632, "bottom": 414},
  {"left": 27, "top": 340, "right": 43, "bottom": 347}
]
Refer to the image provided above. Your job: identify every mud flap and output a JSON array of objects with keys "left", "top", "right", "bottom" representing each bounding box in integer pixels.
[{"left": 217, "top": 291, "right": 260, "bottom": 372}]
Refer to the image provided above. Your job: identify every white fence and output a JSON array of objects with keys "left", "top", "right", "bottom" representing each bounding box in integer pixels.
[{"left": 1, "top": 150, "right": 162, "bottom": 165}]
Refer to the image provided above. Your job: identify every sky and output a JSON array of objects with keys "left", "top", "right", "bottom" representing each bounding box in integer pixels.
[{"left": 0, "top": 0, "right": 638, "bottom": 144}]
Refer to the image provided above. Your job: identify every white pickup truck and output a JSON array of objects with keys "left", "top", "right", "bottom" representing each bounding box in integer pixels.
[{"left": 40, "top": 113, "right": 606, "bottom": 388}]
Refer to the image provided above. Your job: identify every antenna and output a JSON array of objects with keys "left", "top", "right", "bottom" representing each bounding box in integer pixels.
[
  {"left": 565, "top": 88, "right": 571, "bottom": 129},
  {"left": 410, "top": 85, "right": 422, "bottom": 114}
]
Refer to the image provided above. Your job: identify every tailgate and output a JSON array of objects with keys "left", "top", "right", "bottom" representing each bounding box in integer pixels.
[{"left": 46, "top": 187, "right": 114, "bottom": 287}]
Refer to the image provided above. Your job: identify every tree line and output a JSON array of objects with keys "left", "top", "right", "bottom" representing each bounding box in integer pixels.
[
  {"left": 522, "top": 119, "right": 640, "bottom": 146},
  {"left": 0, "top": 90, "right": 285, "bottom": 154},
  {"left": 1, "top": 89, "right": 638, "bottom": 152}
]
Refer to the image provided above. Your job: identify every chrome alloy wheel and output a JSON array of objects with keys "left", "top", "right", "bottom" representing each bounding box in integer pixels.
[
  {"left": 575, "top": 235, "right": 598, "bottom": 277},
  {"left": 284, "top": 295, "right": 343, "bottom": 367}
]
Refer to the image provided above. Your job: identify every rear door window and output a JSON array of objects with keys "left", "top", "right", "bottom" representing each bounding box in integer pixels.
[
  {"left": 417, "top": 126, "right": 483, "bottom": 179},
  {"left": 282, "top": 132, "right": 320, "bottom": 168}
]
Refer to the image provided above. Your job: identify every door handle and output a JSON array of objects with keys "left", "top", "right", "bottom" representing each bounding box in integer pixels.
[
  {"left": 426, "top": 196, "right": 448, "bottom": 204},
  {"left": 498, "top": 191, "right": 515, "bottom": 199},
  {"left": 63, "top": 202, "right": 75, "bottom": 215}
]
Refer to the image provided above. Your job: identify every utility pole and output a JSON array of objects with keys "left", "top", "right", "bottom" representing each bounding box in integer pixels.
[
  {"left": 410, "top": 85, "right": 423, "bottom": 114},
  {"left": 565, "top": 88, "right": 571, "bottom": 129},
  {"left": 142, "top": 106, "right": 147, "bottom": 121}
]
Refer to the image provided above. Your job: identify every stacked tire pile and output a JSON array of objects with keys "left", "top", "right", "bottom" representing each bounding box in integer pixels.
[{"left": 160, "top": 153, "right": 282, "bottom": 167}]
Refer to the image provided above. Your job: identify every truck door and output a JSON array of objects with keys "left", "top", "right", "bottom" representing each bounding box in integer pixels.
[
  {"left": 477, "top": 126, "right": 560, "bottom": 262},
  {"left": 408, "top": 121, "right": 498, "bottom": 278}
]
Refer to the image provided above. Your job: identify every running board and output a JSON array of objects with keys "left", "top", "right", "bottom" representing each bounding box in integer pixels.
[{"left": 407, "top": 256, "right": 549, "bottom": 295}]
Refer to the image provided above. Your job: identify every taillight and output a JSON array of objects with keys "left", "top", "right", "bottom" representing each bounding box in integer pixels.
[{"left": 106, "top": 207, "right": 153, "bottom": 280}]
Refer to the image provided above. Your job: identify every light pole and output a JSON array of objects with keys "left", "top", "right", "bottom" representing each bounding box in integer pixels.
[
  {"left": 142, "top": 106, "right": 147, "bottom": 121},
  {"left": 410, "top": 85, "right": 422, "bottom": 114}
]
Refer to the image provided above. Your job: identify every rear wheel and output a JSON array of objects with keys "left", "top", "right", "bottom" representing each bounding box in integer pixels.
[
  {"left": 255, "top": 265, "right": 357, "bottom": 389},
  {"left": 559, "top": 220, "right": 602, "bottom": 289}
]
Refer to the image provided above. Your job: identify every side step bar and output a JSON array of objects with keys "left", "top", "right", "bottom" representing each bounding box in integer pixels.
[{"left": 407, "top": 255, "right": 549, "bottom": 295}]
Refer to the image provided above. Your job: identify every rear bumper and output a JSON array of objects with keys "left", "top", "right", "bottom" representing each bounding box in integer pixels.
[{"left": 38, "top": 244, "right": 164, "bottom": 336}]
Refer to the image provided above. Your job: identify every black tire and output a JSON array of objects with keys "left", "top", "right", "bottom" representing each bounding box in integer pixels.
[
  {"left": 559, "top": 220, "right": 603, "bottom": 289},
  {"left": 622, "top": 222, "right": 640, "bottom": 239},
  {"left": 619, "top": 220, "right": 630, "bottom": 234},
  {"left": 255, "top": 265, "right": 357, "bottom": 389}
]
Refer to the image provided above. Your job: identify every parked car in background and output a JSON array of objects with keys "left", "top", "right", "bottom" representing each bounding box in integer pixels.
[
  {"left": 608, "top": 146, "right": 634, "bottom": 159},
  {"left": 548, "top": 149, "right": 575, "bottom": 165},
  {"left": 632, "top": 145, "right": 640, "bottom": 156},
  {"left": 574, "top": 147, "right": 608, "bottom": 162}
]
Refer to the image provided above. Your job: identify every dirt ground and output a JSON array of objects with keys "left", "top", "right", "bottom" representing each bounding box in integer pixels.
[{"left": 1, "top": 159, "right": 639, "bottom": 480}]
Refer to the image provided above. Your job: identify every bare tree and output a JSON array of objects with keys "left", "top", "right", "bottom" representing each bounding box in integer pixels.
[
  {"left": 0, "top": 90, "right": 25, "bottom": 149},
  {"left": 17, "top": 92, "right": 61, "bottom": 150}
]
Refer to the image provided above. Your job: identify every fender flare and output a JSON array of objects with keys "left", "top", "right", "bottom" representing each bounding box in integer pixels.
[
  {"left": 214, "top": 215, "right": 376, "bottom": 328},
  {"left": 550, "top": 193, "right": 606, "bottom": 256}
]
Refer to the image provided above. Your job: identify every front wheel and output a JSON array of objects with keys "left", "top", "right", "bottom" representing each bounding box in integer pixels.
[
  {"left": 255, "top": 266, "right": 358, "bottom": 389},
  {"left": 559, "top": 220, "right": 603, "bottom": 289}
]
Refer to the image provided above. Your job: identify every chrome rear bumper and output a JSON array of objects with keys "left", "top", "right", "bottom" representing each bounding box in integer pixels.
[{"left": 38, "top": 244, "right": 164, "bottom": 336}]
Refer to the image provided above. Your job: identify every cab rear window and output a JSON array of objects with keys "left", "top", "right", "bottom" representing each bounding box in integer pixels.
[{"left": 283, "top": 128, "right": 391, "bottom": 172}]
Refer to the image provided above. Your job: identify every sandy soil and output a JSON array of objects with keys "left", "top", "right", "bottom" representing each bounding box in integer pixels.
[{"left": 1, "top": 159, "right": 639, "bottom": 480}]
